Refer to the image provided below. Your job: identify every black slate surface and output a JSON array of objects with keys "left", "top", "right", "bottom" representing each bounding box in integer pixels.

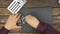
[{"left": 18, "top": 7, "right": 52, "bottom": 32}]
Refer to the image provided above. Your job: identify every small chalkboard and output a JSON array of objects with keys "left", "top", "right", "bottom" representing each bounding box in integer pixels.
[{"left": 19, "top": 7, "right": 52, "bottom": 32}]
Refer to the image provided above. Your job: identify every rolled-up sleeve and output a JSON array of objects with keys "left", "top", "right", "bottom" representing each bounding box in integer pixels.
[
  {"left": 0, "top": 27, "right": 9, "bottom": 34},
  {"left": 36, "top": 21, "right": 60, "bottom": 34}
]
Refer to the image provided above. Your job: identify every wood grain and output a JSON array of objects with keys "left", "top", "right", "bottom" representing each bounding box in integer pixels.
[
  {"left": 52, "top": 8, "right": 60, "bottom": 16},
  {"left": 0, "top": 0, "right": 60, "bottom": 33},
  {"left": 0, "top": 0, "right": 60, "bottom": 8},
  {"left": 53, "top": 16, "right": 60, "bottom": 24},
  {"left": 0, "top": 8, "right": 11, "bottom": 15}
]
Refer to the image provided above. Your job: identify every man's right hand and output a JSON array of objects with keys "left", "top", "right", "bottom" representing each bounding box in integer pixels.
[{"left": 25, "top": 15, "right": 40, "bottom": 28}]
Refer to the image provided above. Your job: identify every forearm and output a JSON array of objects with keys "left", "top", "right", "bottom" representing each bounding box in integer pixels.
[
  {"left": 0, "top": 27, "right": 9, "bottom": 34},
  {"left": 36, "top": 21, "right": 60, "bottom": 34}
]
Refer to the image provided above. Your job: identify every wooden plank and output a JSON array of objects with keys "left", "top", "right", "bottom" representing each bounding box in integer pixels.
[
  {"left": 0, "top": 0, "right": 60, "bottom": 8},
  {"left": 0, "top": 7, "right": 60, "bottom": 33},
  {"left": 52, "top": 8, "right": 60, "bottom": 16},
  {"left": 0, "top": 8, "right": 60, "bottom": 24},
  {"left": 0, "top": 0, "right": 12, "bottom": 8},
  {"left": 8, "top": 33, "right": 40, "bottom": 34},
  {"left": 0, "top": 24, "right": 4, "bottom": 29},
  {"left": 0, "top": 8, "right": 60, "bottom": 15},
  {"left": 53, "top": 24, "right": 60, "bottom": 32},
  {"left": 0, "top": 8, "right": 11, "bottom": 15},
  {"left": 53, "top": 16, "right": 60, "bottom": 24},
  {"left": 26, "top": 0, "right": 59, "bottom": 7}
]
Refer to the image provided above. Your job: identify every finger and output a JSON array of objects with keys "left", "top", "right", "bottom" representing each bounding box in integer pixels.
[
  {"left": 25, "top": 15, "right": 31, "bottom": 22},
  {"left": 16, "top": 22, "right": 22, "bottom": 26},
  {"left": 25, "top": 15, "right": 30, "bottom": 18},
  {"left": 29, "top": 15, "right": 36, "bottom": 20},
  {"left": 29, "top": 15, "right": 33, "bottom": 18},
  {"left": 25, "top": 15, "right": 29, "bottom": 20},
  {"left": 8, "top": 15, "right": 13, "bottom": 19},
  {"left": 25, "top": 15, "right": 32, "bottom": 20},
  {"left": 8, "top": 15, "right": 12, "bottom": 17},
  {"left": 15, "top": 13, "right": 19, "bottom": 18},
  {"left": 9, "top": 14, "right": 15, "bottom": 18},
  {"left": 15, "top": 26, "right": 22, "bottom": 29},
  {"left": 16, "top": 14, "right": 21, "bottom": 21}
]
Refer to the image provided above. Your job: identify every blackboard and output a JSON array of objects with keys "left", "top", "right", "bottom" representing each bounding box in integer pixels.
[{"left": 18, "top": 7, "right": 52, "bottom": 32}]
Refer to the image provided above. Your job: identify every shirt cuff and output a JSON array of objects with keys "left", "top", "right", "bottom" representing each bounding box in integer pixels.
[
  {"left": 36, "top": 21, "right": 47, "bottom": 32},
  {"left": 0, "top": 27, "right": 9, "bottom": 34}
]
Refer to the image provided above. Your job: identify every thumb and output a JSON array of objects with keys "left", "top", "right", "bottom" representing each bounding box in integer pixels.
[{"left": 15, "top": 26, "right": 22, "bottom": 29}]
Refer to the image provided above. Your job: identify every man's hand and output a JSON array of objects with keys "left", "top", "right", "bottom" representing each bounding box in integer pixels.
[
  {"left": 4, "top": 13, "right": 22, "bottom": 30},
  {"left": 25, "top": 15, "right": 39, "bottom": 28}
]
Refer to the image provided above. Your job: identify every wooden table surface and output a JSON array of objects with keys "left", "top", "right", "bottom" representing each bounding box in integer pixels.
[{"left": 0, "top": 0, "right": 60, "bottom": 34}]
